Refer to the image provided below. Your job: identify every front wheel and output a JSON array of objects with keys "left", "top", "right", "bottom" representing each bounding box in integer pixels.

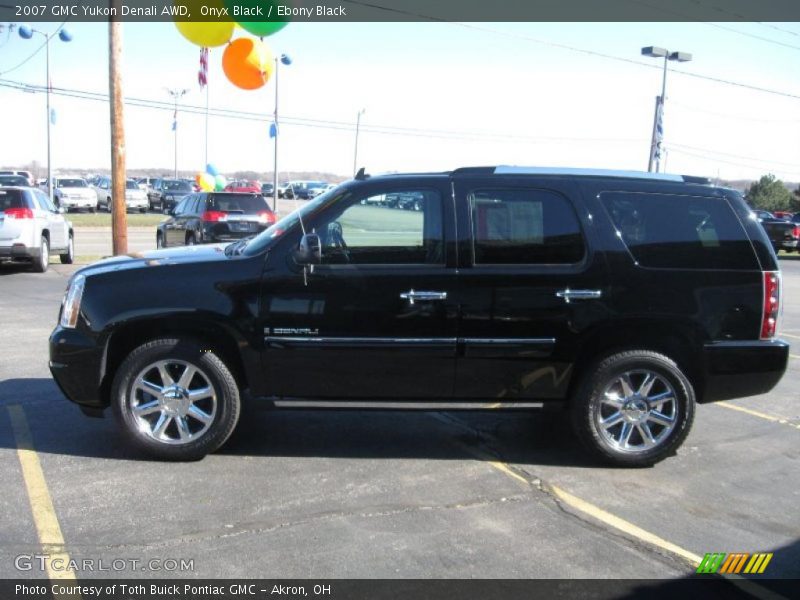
[
  {"left": 156, "top": 232, "right": 164, "bottom": 248},
  {"left": 111, "top": 338, "right": 241, "bottom": 460},
  {"left": 570, "top": 350, "right": 695, "bottom": 467}
]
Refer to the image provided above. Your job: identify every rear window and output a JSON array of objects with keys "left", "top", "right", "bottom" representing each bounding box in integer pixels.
[
  {"left": 208, "top": 193, "right": 269, "bottom": 214},
  {"left": 0, "top": 189, "right": 28, "bottom": 211},
  {"left": 600, "top": 192, "right": 758, "bottom": 270},
  {"left": 0, "top": 175, "right": 28, "bottom": 186}
]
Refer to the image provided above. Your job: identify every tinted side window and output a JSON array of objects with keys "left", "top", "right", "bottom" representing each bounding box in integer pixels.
[
  {"left": 174, "top": 196, "right": 190, "bottom": 215},
  {"left": 600, "top": 192, "right": 758, "bottom": 270},
  {"left": 469, "top": 188, "right": 585, "bottom": 265}
]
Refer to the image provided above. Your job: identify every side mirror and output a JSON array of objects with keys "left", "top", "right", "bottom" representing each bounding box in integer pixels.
[{"left": 294, "top": 233, "right": 321, "bottom": 265}]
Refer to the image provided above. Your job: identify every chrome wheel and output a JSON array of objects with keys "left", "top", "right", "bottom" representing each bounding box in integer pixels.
[
  {"left": 129, "top": 360, "right": 217, "bottom": 445},
  {"left": 595, "top": 369, "right": 678, "bottom": 454}
]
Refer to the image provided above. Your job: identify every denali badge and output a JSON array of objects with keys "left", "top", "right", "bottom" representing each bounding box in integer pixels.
[{"left": 266, "top": 327, "right": 320, "bottom": 336}]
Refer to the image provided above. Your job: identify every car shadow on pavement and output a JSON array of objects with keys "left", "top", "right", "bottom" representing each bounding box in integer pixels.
[
  {"left": 0, "top": 378, "right": 597, "bottom": 467},
  {"left": 0, "top": 263, "right": 33, "bottom": 276}
]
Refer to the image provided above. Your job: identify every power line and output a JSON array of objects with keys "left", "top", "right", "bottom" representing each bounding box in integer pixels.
[
  {"left": 0, "top": 19, "right": 69, "bottom": 76},
  {"left": 757, "top": 22, "right": 800, "bottom": 40},
  {"left": 703, "top": 22, "right": 800, "bottom": 53},
  {"left": 668, "top": 147, "right": 800, "bottom": 179},
  {"left": 668, "top": 142, "right": 800, "bottom": 169}
]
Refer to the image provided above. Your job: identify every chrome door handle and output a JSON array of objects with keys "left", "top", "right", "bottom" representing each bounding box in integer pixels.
[
  {"left": 556, "top": 289, "right": 602, "bottom": 303},
  {"left": 400, "top": 290, "right": 448, "bottom": 305}
]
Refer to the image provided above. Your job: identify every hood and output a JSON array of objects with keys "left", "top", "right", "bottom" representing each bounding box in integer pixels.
[
  {"left": 59, "top": 187, "right": 94, "bottom": 195},
  {"left": 76, "top": 243, "right": 233, "bottom": 277}
]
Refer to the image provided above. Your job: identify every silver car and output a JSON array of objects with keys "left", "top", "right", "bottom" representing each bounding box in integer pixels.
[{"left": 0, "top": 186, "right": 74, "bottom": 272}]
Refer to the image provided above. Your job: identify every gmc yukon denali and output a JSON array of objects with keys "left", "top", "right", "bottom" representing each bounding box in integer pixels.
[{"left": 49, "top": 167, "right": 789, "bottom": 466}]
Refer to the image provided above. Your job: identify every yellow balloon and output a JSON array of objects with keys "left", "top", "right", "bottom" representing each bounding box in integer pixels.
[
  {"left": 199, "top": 173, "right": 216, "bottom": 191},
  {"left": 175, "top": 21, "right": 234, "bottom": 47}
]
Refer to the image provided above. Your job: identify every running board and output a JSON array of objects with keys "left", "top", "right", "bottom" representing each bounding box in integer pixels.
[{"left": 270, "top": 399, "right": 547, "bottom": 410}]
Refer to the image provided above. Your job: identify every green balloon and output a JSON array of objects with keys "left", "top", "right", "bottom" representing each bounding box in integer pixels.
[
  {"left": 225, "top": 0, "right": 289, "bottom": 37},
  {"left": 214, "top": 174, "right": 227, "bottom": 191}
]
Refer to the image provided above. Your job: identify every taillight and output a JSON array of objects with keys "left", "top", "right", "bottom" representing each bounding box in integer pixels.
[
  {"left": 4, "top": 208, "right": 34, "bottom": 219},
  {"left": 202, "top": 211, "right": 227, "bottom": 222},
  {"left": 761, "top": 271, "right": 781, "bottom": 339},
  {"left": 257, "top": 210, "right": 276, "bottom": 224},
  {"left": 793, "top": 226, "right": 800, "bottom": 238}
]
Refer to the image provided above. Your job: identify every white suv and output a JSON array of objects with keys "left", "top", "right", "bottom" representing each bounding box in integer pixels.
[
  {"left": 0, "top": 187, "right": 74, "bottom": 272},
  {"left": 53, "top": 177, "right": 97, "bottom": 212}
]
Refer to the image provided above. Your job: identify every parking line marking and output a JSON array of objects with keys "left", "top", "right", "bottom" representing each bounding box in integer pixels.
[
  {"left": 715, "top": 402, "right": 800, "bottom": 430},
  {"left": 779, "top": 332, "right": 800, "bottom": 340},
  {"left": 7, "top": 405, "right": 79, "bottom": 584},
  {"left": 790, "top": 354, "right": 800, "bottom": 360}
]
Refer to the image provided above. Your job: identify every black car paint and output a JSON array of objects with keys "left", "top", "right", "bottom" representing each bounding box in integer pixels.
[{"left": 50, "top": 173, "right": 788, "bottom": 413}]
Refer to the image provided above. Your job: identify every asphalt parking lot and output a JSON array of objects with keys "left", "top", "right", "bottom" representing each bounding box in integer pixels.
[{"left": 0, "top": 256, "right": 798, "bottom": 587}]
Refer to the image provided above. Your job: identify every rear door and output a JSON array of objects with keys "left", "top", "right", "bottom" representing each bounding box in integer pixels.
[
  {"left": 166, "top": 195, "right": 191, "bottom": 246},
  {"left": 452, "top": 175, "right": 608, "bottom": 401}
]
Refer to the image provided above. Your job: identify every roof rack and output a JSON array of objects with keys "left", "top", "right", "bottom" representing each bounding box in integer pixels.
[{"left": 482, "top": 165, "right": 710, "bottom": 184}]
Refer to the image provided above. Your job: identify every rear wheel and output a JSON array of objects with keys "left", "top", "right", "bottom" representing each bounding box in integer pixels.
[
  {"left": 59, "top": 233, "right": 74, "bottom": 264},
  {"left": 156, "top": 232, "right": 164, "bottom": 248},
  {"left": 186, "top": 233, "right": 196, "bottom": 246},
  {"left": 111, "top": 338, "right": 241, "bottom": 460},
  {"left": 31, "top": 236, "right": 49, "bottom": 273},
  {"left": 570, "top": 350, "right": 695, "bottom": 467}
]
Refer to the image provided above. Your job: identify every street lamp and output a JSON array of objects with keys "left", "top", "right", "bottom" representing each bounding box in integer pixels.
[
  {"left": 641, "top": 46, "right": 692, "bottom": 173},
  {"left": 272, "top": 53, "right": 292, "bottom": 212},
  {"left": 18, "top": 24, "right": 72, "bottom": 205},
  {"left": 353, "top": 108, "right": 366, "bottom": 178},
  {"left": 166, "top": 88, "right": 189, "bottom": 179}
]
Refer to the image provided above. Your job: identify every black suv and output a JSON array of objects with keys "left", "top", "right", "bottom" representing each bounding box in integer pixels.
[
  {"left": 49, "top": 167, "right": 788, "bottom": 465},
  {"left": 148, "top": 179, "right": 192, "bottom": 212},
  {"left": 156, "top": 192, "right": 276, "bottom": 248}
]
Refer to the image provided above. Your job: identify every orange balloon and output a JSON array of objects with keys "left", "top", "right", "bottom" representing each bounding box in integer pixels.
[{"left": 222, "top": 38, "right": 274, "bottom": 91}]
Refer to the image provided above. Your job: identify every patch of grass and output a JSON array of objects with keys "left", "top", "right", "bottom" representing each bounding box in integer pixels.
[{"left": 67, "top": 212, "right": 167, "bottom": 227}]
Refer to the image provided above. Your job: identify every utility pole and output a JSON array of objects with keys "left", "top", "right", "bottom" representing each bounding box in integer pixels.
[{"left": 109, "top": 17, "right": 128, "bottom": 255}]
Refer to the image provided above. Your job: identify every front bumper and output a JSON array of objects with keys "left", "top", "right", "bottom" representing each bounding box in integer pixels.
[
  {"left": 60, "top": 197, "right": 96, "bottom": 209},
  {"left": 49, "top": 325, "right": 105, "bottom": 409},
  {"left": 701, "top": 339, "right": 789, "bottom": 402}
]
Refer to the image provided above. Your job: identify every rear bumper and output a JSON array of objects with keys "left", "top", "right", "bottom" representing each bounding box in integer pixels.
[
  {"left": 0, "top": 243, "right": 40, "bottom": 259},
  {"left": 49, "top": 325, "right": 105, "bottom": 409},
  {"left": 701, "top": 339, "right": 789, "bottom": 402}
]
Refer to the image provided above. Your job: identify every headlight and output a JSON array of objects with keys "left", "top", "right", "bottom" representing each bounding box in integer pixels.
[{"left": 60, "top": 274, "right": 85, "bottom": 328}]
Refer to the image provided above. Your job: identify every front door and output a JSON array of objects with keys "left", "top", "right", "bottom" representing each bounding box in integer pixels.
[
  {"left": 260, "top": 181, "right": 458, "bottom": 399},
  {"left": 452, "top": 176, "right": 608, "bottom": 401}
]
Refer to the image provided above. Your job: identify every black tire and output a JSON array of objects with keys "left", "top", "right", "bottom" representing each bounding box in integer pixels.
[
  {"left": 186, "top": 233, "right": 196, "bottom": 246},
  {"left": 570, "top": 350, "right": 695, "bottom": 467},
  {"left": 140, "top": 208, "right": 147, "bottom": 214},
  {"left": 31, "top": 235, "right": 49, "bottom": 273},
  {"left": 156, "top": 232, "right": 164, "bottom": 249},
  {"left": 111, "top": 338, "right": 241, "bottom": 461},
  {"left": 59, "top": 233, "right": 74, "bottom": 264}
]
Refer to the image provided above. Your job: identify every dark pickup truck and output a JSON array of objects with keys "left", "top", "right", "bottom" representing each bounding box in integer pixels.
[{"left": 754, "top": 210, "right": 800, "bottom": 253}]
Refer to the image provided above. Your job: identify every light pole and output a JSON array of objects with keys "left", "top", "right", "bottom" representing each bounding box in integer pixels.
[
  {"left": 641, "top": 46, "right": 692, "bottom": 173},
  {"left": 166, "top": 88, "right": 189, "bottom": 179},
  {"left": 18, "top": 25, "right": 72, "bottom": 205},
  {"left": 353, "top": 108, "right": 366, "bottom": 178},
  {"left": 272, "top": 53, "right": 292, "bottom": 212}
]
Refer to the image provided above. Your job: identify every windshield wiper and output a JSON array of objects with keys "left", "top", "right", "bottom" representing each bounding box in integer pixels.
[{"left": 225, "top": 236, "right": 254, "bottom": 256}]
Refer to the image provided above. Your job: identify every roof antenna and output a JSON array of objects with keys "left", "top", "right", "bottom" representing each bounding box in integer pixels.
[{"left": 355, "top": 167, "right": 369, "bottom": 180}]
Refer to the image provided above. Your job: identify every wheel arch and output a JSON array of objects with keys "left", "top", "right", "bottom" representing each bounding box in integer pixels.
[
  {"left": 100, "top": 317, "right": 251, "bottom": 407},
  {"left": 568, "top": 319, "right": 706, "bottom": 403}
]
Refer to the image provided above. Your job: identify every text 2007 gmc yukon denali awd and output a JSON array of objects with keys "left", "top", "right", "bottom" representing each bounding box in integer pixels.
[{"left": 49, "top": 166, "right": 789, "bottom": 466}]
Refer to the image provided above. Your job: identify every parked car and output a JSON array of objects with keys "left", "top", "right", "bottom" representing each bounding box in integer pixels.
[
  {"left": 0, "top": 174, "right": 32, "bottom": 187},
  {"left": 155, "top": 192, "right": 276, "bottom": 248},
  {"left": 49, "top": 167, "right": 788, "bottom": 464},
  {"left": 0, "top": 170, "right": 35, "bottom": 186},
  {"left": 224, "top": 180, "right": 261, "bottom": 194},
  {"left": 91, "top": 177, "right": 147, "bottom": 212},
  {"left": 260, "top": 183, "right": 274, "bottom": 196},
  {"left": 753, "top": 210, "right": 800, "bottom": 253},
  {"left": 148, "top": 179, "right": 192, "bottom": 212},
  {"left": 53, "top": 177, "right": 97, "bottom": 212},
  {"left": 772, "top": 211, "right": 793, "bottom": 220},
  {"left": 136, "top": 177, "right": 158, "bottom": 191},
  {"left": 0, "top": 186, "right": 73, "bottom": 271}
]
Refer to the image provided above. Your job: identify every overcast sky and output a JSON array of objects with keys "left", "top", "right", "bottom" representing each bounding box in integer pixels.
[{"left": 0, "top": 20, "right": 799, "bottom": 181}]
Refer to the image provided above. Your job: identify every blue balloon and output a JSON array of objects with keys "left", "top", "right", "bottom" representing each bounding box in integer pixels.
[
  {"left": 206, "top": 163, "right": 219, "bottom": 177},
  {"left": 280, "top": 54, "right": 292, "bottom": 66},
  {"left": 58, "top": 28, "right": 73, "bottom": 42},
  {"left": 18, "top": 25, "right": 33, "bottom": 39}
]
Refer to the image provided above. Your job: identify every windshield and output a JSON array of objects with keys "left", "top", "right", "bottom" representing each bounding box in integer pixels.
[
  {"left": 242, "top": 187, "right": 348, "bottom": 257},
  {"left": 57, "top": 179, "right": 87, "bottom": 188},
  {"left": 125, "top": 180, "right": 139, "bottom": 190},
  {"left": 163, "top": 180, "right": 191, "bottom": 191}
]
